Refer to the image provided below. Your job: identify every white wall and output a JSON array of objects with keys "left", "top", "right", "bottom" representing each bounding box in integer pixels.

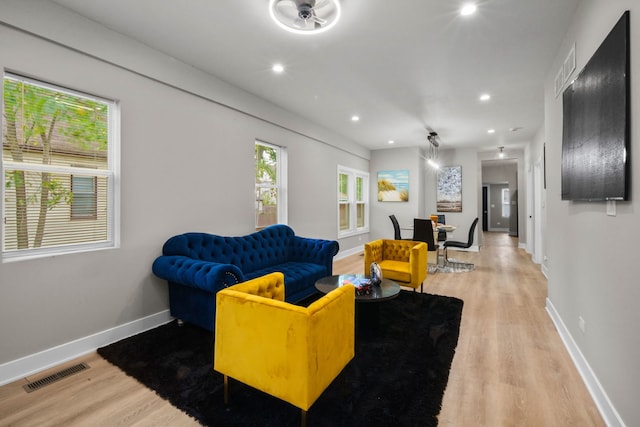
[
  {"left": 369, "top": 147, "right": 425, "bottom": 241},
  {"left": 425, "top": 148, "right": 480, "bottom": 246},
  {"left": 0, "top": 3, "right": 369, "bottom": 380},
  {"left": 543, "top": 1, "right": 639, "bottom": 425}
]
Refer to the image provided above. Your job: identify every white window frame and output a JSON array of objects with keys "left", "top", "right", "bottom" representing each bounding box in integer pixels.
[
  {"left": 337, "top": 165, "right": 369, "bottom": 238},
  {"left": 255, "top": 140, "right": 287, "bottom": 229},
  {"left": 1, "top": 73, "right": 120, "bottom": 261}
]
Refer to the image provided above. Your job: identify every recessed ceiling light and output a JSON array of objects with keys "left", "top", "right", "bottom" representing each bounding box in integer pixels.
[
  {"left": 488, "top": 129, "right": 496, "bottom": 134},
  {"left": 460, "top": 4, "right": 477, "bottom": 16},
  {"left": 351, "top": 115, "right": 360, "bottom": 122},
  {"left": 272, "top": 63, "right": 284, "bottom": 73},
  {"left": 388, "top": 140, "right": 395, "bottom": 144},
  {"left": 480, "top": 93, "right": 491, "bottom": 101}
]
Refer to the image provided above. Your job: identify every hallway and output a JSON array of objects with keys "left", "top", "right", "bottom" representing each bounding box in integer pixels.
[{"left": 335, "top": 232, "right": 604, "bottom": 426}]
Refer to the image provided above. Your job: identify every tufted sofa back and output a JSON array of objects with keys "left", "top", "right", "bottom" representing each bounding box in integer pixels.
[
  {"left": 161, "top": 224, "right": 296, "bottom": 274},
  {"left": 381, "top": 239, "right": 414, "bottom": 261}
]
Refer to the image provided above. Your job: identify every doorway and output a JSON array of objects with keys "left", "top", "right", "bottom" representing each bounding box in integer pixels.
[
  {"left": 482, "top": 186, "right": 488, "bottom": 231},
  {"left": 481, "top": 159, "right": 518, "bottom": 236}
]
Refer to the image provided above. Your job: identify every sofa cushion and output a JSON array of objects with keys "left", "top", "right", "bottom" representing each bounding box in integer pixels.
[{"left": 245, "top": 261, "right": 328, "bottom": 301}]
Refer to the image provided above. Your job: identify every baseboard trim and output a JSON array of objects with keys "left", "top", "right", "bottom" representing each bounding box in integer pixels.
[
  {"left": 0, "top": 310, "right": 172, "bottom": 387},
  {"left": 546, "top": 299, "right": 625, "bottom": 427},
  {"left": 335, "top": 245, "right": 363, "bottom": 260},
  {"left": 541, "top": 264, "right": 549, "bottom": 279}
]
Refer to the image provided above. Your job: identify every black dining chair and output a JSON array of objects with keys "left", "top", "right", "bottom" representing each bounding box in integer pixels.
[
  {"left": 389, "top": 215, "right": 411, "bottom": 240},
  {"left": 412, "top": 218, "right": 440, "bottom": 264},
  {"left": 436, "top": 214, "right": 447, "bottom": 242},
  {"left": 443, "top": 217, "right": 479, "bottom": 266}
]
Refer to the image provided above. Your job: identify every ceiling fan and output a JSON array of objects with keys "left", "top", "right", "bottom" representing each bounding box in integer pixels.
[{"left": 269, "top": 0, "right": 342, "bottom": 35}]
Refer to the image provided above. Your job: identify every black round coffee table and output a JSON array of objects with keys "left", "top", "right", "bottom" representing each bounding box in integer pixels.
[
  {"left": 315, "top": 274, "right": 401, "bottom": 302},
  {"left": 315, "top": 274, "right": 401, "bottom": 334}
]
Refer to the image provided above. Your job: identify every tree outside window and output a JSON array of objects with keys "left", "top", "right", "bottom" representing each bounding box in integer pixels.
[
  {"left": 2, "top": 74, "right": 118, "bottom": 258},
  {"left": 255, "top": 141, "right": 286, "bottom": 229}
]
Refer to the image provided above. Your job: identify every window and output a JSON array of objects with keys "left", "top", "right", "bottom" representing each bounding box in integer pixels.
[
  {"left": 338, "top": 166, "right": 369, "bottom": 237},
  {"left": 502, "top": 188, "right": 510, "bottom": 218},
  {"left": 71, "top": 174, "right": 97, "bottom": 219},
  {"left": 2, "top": 73, "right": 119, "bottom": 259},
  {"left": 255, "top": 141, "right": 287, "bottom": 229}
]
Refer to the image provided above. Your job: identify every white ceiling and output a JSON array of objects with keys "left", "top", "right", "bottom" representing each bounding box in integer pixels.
[{"left": 50, "top": 0, "right": 580, "bottom": 152}]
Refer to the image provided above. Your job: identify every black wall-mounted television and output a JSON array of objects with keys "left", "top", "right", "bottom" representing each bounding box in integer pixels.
[{"left": 561, "top": 11, "right": 630, "bottom": 201}]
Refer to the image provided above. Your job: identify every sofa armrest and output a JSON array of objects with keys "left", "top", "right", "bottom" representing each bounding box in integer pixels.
[
  {"left": 364, "top": 239, "right": 384, "bottom": 268},
  {"left": 152, "top": 255, "right": 243, "bottom": 292},
  {"left": 410, "top": 241, "right": 428, "bottom": 282},
  {"left": 289, "top": 236, "right": 339, "bottom": 271}
]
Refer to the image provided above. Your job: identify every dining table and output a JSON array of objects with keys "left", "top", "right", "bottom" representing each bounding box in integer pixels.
[{"left": 401, "top": 222, "right": 456, "bottom": 243}]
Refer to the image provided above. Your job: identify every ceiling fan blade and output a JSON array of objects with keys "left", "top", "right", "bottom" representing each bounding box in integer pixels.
[
  {"left": 294, "top": 0, "right": 316, "bottom": 7},
  {"left": 313, "top": 0, "right": 332, "bottom": 12},
  {"left": 293, "top": 16, "right": 317, "bottom": 30},
  {"left": 274, "top": 0, "right": 303, "bottom": 22},
  {"left": 312, "top": 15, "right": 327, "bottom": 25}
]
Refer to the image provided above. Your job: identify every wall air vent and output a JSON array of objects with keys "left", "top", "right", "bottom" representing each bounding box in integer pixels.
[{"left": 23, "top": 363, "right": 90, "bottom": 393}]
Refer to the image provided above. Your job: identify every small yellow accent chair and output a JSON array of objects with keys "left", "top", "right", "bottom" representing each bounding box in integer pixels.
[
  {"left": 364, "top": 239, "right": 428, "bottom": 292},
  {"left": 214, "top": 272, "right": 355, "bottom": 427}
]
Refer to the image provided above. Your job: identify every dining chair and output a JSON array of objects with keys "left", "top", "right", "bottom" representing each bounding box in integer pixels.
[
  {"left": 436, "top": 214, "right": 447, "bottom": 242},
  {"left": 412, "top": 218, "right": 440, "bottom": 265},
  {"left": 443, "top": 217, "right": 479, "bottom": 266},
  {"left": 389, "top": 214, "right": 410, "bottom": 240}
]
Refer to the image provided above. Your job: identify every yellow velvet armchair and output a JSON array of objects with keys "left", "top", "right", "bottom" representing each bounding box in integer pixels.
[
  {"left": 214, "top": 272, "right": 355, "bottom": 426},
  {"left": 364, "top": 239, "right": 428, "bottom": 292}
]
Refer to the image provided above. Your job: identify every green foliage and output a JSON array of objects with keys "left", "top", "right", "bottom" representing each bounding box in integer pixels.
[
  {"left": 3, "top": 76, "right": 108, "bottom": 249},
  {"left": 255, "top": 143, "right": 277, "bottom": 185},
  {"left": 255, "top": 143, "right": 277, "bottom": 207}
]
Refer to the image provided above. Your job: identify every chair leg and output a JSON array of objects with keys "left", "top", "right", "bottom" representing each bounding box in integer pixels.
[
  {"left": 223, "top": 375, "right": 229, "bottom": 405},
  {"left": 301, "top": 409, "right": 307, "bottom": 427}
]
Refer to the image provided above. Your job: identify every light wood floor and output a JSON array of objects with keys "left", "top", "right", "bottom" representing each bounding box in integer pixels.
[{"left": 0, "top": 232, "right": 604, "bottom": 426}]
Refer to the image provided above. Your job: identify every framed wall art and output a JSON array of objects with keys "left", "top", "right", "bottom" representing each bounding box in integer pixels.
[
  {"left": 377, "top": 170, "right": 409, "bottom": 202},
  {"left": 437, "top": 166, "right": 462, "bottom": 212}
]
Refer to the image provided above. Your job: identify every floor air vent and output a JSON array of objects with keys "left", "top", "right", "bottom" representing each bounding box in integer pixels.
[{"left": 23, "top": 363, "right": 89, "bottom": 393}]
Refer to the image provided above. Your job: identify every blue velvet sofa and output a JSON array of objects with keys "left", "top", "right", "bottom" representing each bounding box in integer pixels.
[{"left": 151, "top": 224, "right": 339, "bottom": 331}]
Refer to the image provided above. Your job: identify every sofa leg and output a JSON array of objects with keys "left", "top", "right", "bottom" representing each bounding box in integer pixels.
[
  {"left": 177, "top": 319, "right": 184, "bottom": 327},
  {"left": 301, "top": 409, "right": 307, "bottom": 427},
  {"left": 223, "top": 375, "right": 229, "bottom": 405}
]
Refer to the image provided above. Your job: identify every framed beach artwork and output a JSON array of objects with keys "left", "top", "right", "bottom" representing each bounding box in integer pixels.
[
  {"left": 377, "top": 170, "right": 409, "bottom": 202},
  {"left": 437, "top": 166, "right": 462, "bottom": 212}
]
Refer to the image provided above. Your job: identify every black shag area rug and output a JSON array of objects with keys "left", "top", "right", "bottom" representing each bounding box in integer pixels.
[{"left": 98, "top": 291, "right": 463, "bottom": 427}]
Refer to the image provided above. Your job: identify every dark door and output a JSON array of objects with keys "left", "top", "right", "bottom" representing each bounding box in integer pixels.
[{"left": 482, "top": 186, "right": 488, "bottom": 231}]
